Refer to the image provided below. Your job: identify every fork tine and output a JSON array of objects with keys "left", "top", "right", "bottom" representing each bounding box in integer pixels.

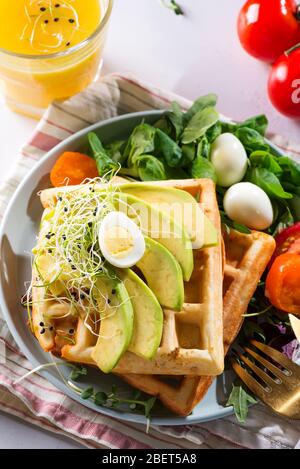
[
  {"left": 250, "top": 340, "right": 300, "bottom": 375},
  {"left": 244, "top": 346, "right": 288, "bottom": 382},
  {"left": 237, "top": 352, "right": 275, "bottom": 388},
  {"left": 231, "top": 358, "right": 269, "bottom": 401}
]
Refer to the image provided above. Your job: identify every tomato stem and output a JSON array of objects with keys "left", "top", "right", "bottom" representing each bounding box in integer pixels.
[{"left": 285, "top": 42, "right": 300, "bottom": 56}]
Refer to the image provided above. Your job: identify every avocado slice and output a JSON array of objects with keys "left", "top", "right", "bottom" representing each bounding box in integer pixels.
[
  {"left": 34, "top": 253, "right": 68, "bottom": 297},
  {"left": 112, "top": 192, "right": 193, "bottom": 281},
  {"left": 91, "top": 278, "right": 134, "bottom": 373},
  {"left": 118, "top": 269, "right": 163, "bottom": 359},
  {"left": 136, "top": 236, "right": 184, "bottom": 311},
  {"left": 119, "top": 183, "right": 218, "bottom": 248}
]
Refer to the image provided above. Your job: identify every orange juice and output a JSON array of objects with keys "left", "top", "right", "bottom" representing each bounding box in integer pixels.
[{"left": 0, "top": 0, "right": 112, "bottom": 117}]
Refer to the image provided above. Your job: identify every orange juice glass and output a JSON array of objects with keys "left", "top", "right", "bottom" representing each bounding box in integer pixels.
[{"left": 0, "top": 0, "right": 113, "bottom": 118}]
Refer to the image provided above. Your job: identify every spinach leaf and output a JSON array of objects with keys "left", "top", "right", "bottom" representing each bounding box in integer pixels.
[
  {"left": 277, "top": 156, "right": 300, "bottom": 185},
  {"left": 181, "top": 143, "right": 196, "bottom": 167},
  {"left": 155, "top": 128, "right": 182, "bottom": 167},
  {"left": 167, "top": 101, "right": 184, "bottom": 139},
  {"left": 206, "top": 121, "right": 222, "bottom": 142},
  {"left": 105, "top": 140, "right": 126, "bottom": 164},
  {"left": 136, "top": 155, "right": 166, "bottom": 181},
  {"left": 182, "top": 107, "right": 219, "bottom": 144},
  {"left": 220, "top": 210, "right": 251, "bottom": 234},
  {"left": 288, "top": 194, "right": 300, "bottom": 222},
  {"left": 269, "top": 205, "right": 294, "bottom": 237},
  {"left": 238, "top": 115, "right": 268, "bottom": 136},
  {"left": 165, "top": 165, "right": 189, "bottom": 179},
  {"left": 197, "top": 136, "right": 211, "bottom": 159},
  {"left": 183, "top": 93, "right": 218, "bottom": 126},
  {"left": 191, "top": 154, "right": 217, "bottom": 182},
  {"left": 235, "top": 127, "right": 269, "bottom": 153},
  {"left": 124, "top": 123, "right": 156, "bottom": 166},
  {"left": 246, "top": 167, "right": 292, "bottom": 200},
  {"left": 154, "top": 116, "right": 173, "bottom": 136},
  {"left": 226, "top": 384, "right": 257, "bottom": 423},
  {"left": 249, "top": 151, "right": 282, "bottom": 176},
  {"left": 88, "top": 132, "right": 118, "bottom": 176}
]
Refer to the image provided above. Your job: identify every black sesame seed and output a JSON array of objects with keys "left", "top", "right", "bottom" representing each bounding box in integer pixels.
[
  {"left": 80, "top": 293, "right": 85, "bottom": 300},
  {"left": 49, "top": 326, "right": 54, "bottom": 331},
  {"left": 44, "top": 19, "right": 49, "bottom": 24},
  {"left": 62, "top": 235, "right": 66, "bottom": 241},
  {"left": 64, "top": 207, "right": 68, "bottom": 212},
  {"left": 54, "top": 18, "right": 59, "bottom": 22},
  {"left": 58, "top": 196, "right": 62, "bottom": 202},
  {"left": 71, "top": 265, "right": 76, "bottom": 270},
  {"left": 48, "top": 249, "right": 52, "bottom": 254},
  {"left": 88, "top": 222, "right": 92, "bottom": 228},
  {"left": 66, "top": 42, "right": 71, "bottom": 47},
  {"left": 40, "top": 7, "right": 46, "bottom": 11},
  {"left": 39, "top": 321, "right": 44, "bottom": 327},
  {"left": 51, "top": 233, "right": 55, "bottom": 237},
  {"left": 111, "top": 289, "right": 116, "bottom": 295},
  {"left": 40, "top": 328, "right": 46, "bottom": 334},
  {"left": 69, "top": 19, "right": 75, "bottom": 23},
  {"left": 55, "top": 3, "right": 60, "bottom": 7},
  {"left": 69, "top": 328, "right": 75, "bottom": 334},
  {"left": 107, "top": 299, "right": 111, "bottom": 304},
  {"left": 46, "top": 234, "right": 51, "bottom": 240}
]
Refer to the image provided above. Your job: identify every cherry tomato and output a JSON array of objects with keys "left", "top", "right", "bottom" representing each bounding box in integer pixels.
[
  {"left": 237, "top": 0, "right": 300, "bottom": 63},
  {"left": 273, "top": 222, "right": 300, "bottom": 258},
  {"left": 268, "top": 45, "right": 300, "bottom": 117},
  {"left": 266, "top": 253, "right": 300, "bottom": 314}
]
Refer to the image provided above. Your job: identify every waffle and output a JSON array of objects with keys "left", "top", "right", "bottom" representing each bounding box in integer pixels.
[
  {"left": 122, "top": 228, "right": 275, "bottom": 415},
  {"left": 34, "top": 179, "right": 224, "bottom": 376}
]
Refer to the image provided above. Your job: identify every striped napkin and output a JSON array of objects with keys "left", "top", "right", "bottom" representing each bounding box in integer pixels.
[{"left": 0, "top": 73, "right": 300, "bottom": 449}]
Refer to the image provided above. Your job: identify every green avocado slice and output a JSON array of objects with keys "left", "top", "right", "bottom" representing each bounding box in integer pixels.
[
  {"left": 118, "top": 269, "right": 163, "bottom": 360},
  {"left": 112, "top": 192, "right": 193, "bottom": 281},
  {"left": 119, "top": 183, "right": 218, "bottom": 248},
  {"left": 91, "top": 278, "right": 134, "bottom": 373},
  {"left": 136, "top": 236, "right": 184, "bottom": 311}
]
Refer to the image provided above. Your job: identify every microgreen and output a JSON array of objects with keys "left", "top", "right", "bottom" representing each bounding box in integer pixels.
[{"left": 160, "top": 0, "right": 184, "bottom": 15}]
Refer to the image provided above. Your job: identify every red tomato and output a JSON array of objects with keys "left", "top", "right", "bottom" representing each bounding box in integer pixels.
[
  {"left": 273, "top": 222, "right": 300, "bottom": 257},
  {"left": 237, "top": 0, "right": 300, "bottom": 63},
  {"left": 268, "top": 45, "right": 300, "bottom": 117},
  {"left": 266, "top": 253, "right": 300, "bottom": 315}
]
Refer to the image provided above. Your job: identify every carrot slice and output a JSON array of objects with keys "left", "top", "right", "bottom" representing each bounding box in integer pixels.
[{"left": 50, "top": 152, "right": 99, "bottom": 187}]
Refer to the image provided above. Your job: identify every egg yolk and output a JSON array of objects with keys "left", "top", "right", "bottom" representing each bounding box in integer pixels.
[{"left": 104, "top": 226, "right": 134, "bottom": 259}]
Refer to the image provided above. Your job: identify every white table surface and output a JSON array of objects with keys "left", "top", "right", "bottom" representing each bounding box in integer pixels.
[{"left": 0, "top": 0, "right": 299, "bottom": 449}]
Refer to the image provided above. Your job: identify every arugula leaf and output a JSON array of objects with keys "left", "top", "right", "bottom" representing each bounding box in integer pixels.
[
  {"left": 94, "top": 391, "right": 108, "bottom": 406},
  {"left": 235, "top": 127, "right": 269, "bottom": 153},
  {"left": 246, "top": 167, "right": 292, "bottom": 200},
  {"left": 182, "top": 107, "right": 219, "bottom": 144},
  {"left": 191, "top": 155, "right": 217, "bottom": 182},
  {"left": 183, "top": 93, "right": 218, "bottom": 126},
  {"left": 88, "top": 132, "right": 119, "bottom": 176},
  {"left": 136, "top": 155, "right": 166, "bottom": 181},
  {"left": 249, "top": 151, "right": 282, "bottom": 176},
  {"left": 155, "top": 128, "right": 182, "bottom": 167},
  {"left": 226, "top": 384, "right": 257, "bottom": 423}
]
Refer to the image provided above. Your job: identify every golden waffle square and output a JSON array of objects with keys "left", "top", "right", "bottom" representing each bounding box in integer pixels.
[
  {"left": 122, "top": 229, "right": 275, "bottom": 415},
  {"left": 34, "top": 179, "right": 224, "bottom": 376}
]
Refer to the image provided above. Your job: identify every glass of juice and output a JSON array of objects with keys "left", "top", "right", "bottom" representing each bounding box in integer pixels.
[{"left": 0, "top": 0, "right": 113, "bottom": 118}]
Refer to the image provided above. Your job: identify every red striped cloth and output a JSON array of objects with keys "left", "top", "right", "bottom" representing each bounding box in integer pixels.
[{"left": 0, "top": 73, "right": 300, "bottom": 449}]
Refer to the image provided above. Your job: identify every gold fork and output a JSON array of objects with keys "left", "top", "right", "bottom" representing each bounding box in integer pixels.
[{"left": 231, "top": 339, "right": 300, "bottom": 419}]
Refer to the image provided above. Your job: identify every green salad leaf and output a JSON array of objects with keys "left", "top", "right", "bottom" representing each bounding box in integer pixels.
[
  {"left": 246, "top": 167, "right": 292, "bottom": 200},
  {"left": 226, "top": 384, "right": 257, "bottom": 423},
  {"left": 88, "top": 132, "right": 118, "bottom": 176},
  {"left": 191, "top": 155, "right": 217, "bottom": 182},
  {"left": 182, "top": 107, "right": 219, "bottom": 144},
  {"left": 155, "top": 128, "right": 182, "bottom": 167}
]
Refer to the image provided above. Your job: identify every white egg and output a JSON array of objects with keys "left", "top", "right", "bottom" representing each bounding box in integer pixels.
[
  {"left": 223, "top": 182, "right": 273, "bottom": 230},
  {"left": 210, "top": 133, "right": 248, "bottom": 187},
  {"left": 98, "top": 211, "right": 145, "bottom": 268}
]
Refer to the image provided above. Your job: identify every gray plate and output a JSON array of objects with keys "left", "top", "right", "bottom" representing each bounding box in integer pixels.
[{"left": 0, "top": 110, "right": 282, "bottom": 426}]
